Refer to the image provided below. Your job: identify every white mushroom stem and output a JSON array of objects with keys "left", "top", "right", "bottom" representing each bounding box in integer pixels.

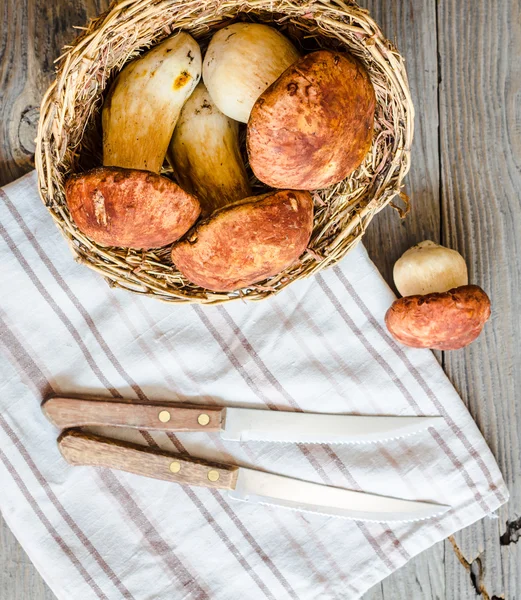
[
  {"left": 203, "top": 23, "right": 300, "bottom": 123},
  {"left": 168, "top": 82, "right": 251, "bottom": 216},
  {"left": 393, "top": 240, "right": 469, "bottom": 296},
  {"left": 103, "top": 32, "right": 201, "bottom": 173}
]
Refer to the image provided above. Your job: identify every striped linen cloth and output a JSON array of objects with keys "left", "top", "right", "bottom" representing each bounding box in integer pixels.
[{"left": 0, "top": 171, "right": 508, "bottom": 600}]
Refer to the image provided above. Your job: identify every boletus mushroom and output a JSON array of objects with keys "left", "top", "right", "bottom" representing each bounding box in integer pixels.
[
  {"left": 203, "top": 23, "right": 300, "bottom": 123},
  {"left": 167, "top": 82, "right": 251, "bottom": 217},
  {"left": 66, "top": 33, "right": 203, "bottom": 249},
  {"left": 247, "top": 49, "right": 376, "bottom": 190},
  {"left": 103, "top": 32, "right": 202, "bottom": 173},
  {"left": 171, "top": 190, "right": 313, "bottom": 292},
  {"left": 66, "top": 168, "right": 200, "bottom": 249},
  {"left": 386, "top": 239, "right": 490, "bottom": 349},
  {"left": 385, "top": 285, "right": 491, "bottom": 350}
]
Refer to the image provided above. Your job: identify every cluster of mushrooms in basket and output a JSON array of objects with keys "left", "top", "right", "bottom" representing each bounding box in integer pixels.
[{"left": 65, "top": 23, "right": 491, "bottom": 351}]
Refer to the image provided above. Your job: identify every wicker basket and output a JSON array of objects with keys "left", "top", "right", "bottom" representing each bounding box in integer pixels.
[{"left": 35, "top": 0, "right": 413, "bottom": 304}]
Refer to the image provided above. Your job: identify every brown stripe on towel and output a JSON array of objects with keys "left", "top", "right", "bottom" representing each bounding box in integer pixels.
[
  {"left": 0, "top": 316, "right": 135, "bottom": 599},
  {"left": 0, "top": 447, "right": 109, "bottom": 600},
  {"left": 0, "top": 301, "right": 208, "bottom": 598},
  {"left": 130, "top": 295, "right": 340, "bottom": 596}
]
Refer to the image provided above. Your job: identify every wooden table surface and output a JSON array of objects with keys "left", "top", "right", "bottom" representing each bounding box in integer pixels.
[{"left": 1, "top": 1, "right": 519, "bottom": 598}]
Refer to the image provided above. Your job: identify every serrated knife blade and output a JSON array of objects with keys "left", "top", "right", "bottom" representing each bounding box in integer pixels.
[
  {"left": 221, "top": 408, "right": 443, "bottom": 444},
  {"left": 229, "top": 468, "right": 450, "bottom": 522}
]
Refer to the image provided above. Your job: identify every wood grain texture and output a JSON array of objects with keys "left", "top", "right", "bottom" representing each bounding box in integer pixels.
[
  {"left": 0, "top": 0, "right": 109, "bottom": 186},
  {"left": 0, "top": 514, "right": 55, "bottom": 600},
  {"left": 438, "top": 1, "right": 521, "bottom": 599},
  {"left": 42, "top": 396, "right": 224, "bottom": 431},
  {"left": 58, "top": 430, "right": 239, "bottom": 490},
  {"left": 362, "top": 0, "right": 441, "bottom": 290},
  {"left": 361, "top": 1, "right": 446, "bottom": 598}
]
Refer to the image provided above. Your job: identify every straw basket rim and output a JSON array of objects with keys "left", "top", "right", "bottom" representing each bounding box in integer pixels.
[{"left": 35, "top": 0, "right": 414, "bottom": 304}]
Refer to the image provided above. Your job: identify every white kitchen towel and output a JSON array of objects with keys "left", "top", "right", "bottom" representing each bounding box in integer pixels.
[{"left": 0, "top": 171, "right": 508, "bottom": 600}]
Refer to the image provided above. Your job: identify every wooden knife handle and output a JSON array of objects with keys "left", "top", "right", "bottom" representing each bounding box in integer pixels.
[
  {"left": 43, "top": 396, "right": 224, "bottom": 432},
  {"left": 58, "top": 430, "right": 238, "bottom": 490}
]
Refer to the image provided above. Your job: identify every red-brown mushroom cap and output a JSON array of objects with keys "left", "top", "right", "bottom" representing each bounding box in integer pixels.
[
  {"left": 65, "top": 167, "right": 200, "bottom": 250},
  {"left": 171, "top": 189, "right": 313, "bottom": 292},
  {"left": 247, "top": 49, "right": 376, "bottom": 190},
  {"left": 385, "top": 285, "right": 491, "bottom": 350}
]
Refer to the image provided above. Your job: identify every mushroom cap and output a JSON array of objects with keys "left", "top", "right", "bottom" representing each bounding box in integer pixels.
[
  {"left": 247, "top": 49, "right": 376, "bottom": 190},
  {"left": 385, "top": 285, "right": 491, "bottom": 350},
  {"left": 66, "top": 167, "right": 200, "bottom": 250},
  {"left": 171, "top": 190, "right": 313, "bottom": 292},
  {"left": 393, "top": 240, "right": 469, "bottom": 296}
]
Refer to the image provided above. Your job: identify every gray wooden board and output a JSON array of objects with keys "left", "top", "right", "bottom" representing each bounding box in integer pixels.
[
  {"left": 361, "top": 0, "right": 446, "bottom": 597},
  {"left": 0, "top": 0, "right": 519, "bottom": 598},
  {"left": 0, "top": 513, "right": 55, "bottom": 600},
  {"left": 437, "top": 1, "right": 521, "bottom": 599}
]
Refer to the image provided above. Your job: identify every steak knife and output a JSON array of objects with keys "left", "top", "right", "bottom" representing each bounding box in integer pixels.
[
  {"left": 43, "top": 396, "right": 443, "bottom": 445},
  {"left": 58, "top": 430, "right": 450, "bottom": 522}
]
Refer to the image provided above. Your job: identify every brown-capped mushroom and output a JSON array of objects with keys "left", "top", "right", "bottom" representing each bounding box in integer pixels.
[
  {"left": 67, "top": 33, "right": 203, "bottom": 250},
  {"left": 171, "top": 190, "right": 313, "bottom": 292},
  {"left": 385, "top": 285, "right": 491, "bottom": 350},
  {"left": 247, "top": 50, "right": 376, "bottom": 190},
  {"left": 66, "top": 167, "right": 200, "bottom": 249}
]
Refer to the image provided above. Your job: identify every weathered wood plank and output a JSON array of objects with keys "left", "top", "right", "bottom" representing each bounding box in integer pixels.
[
  {"left": 362, "top": 0, "right": 441, "bottom": 291},
  {"left": 0, "top": 513, "right": 55, "bottom": 600},
  {"left": 0, "top": 0, "right": 108, "bottom": 187},
  {"left": 360, "top": 0, "right": 445, "bottom": 596},
  {"left": 438, "top": 0, "right": 521, "bottom": 599}
]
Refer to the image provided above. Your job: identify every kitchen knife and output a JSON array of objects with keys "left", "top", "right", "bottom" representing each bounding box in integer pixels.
[
  {"left": 43, "top": 396, "right": 443, "bottom": 445},
  {"left": 58, "top": 430, "right": 450, "bottom": 522}
]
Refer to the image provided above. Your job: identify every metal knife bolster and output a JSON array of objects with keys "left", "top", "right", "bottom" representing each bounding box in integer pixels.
[{"left": 221, "top": 407, "right": 444, "bottom": 444}]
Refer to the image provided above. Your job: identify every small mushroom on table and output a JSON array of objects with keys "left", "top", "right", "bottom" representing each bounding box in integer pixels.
[
  {"left": 385, "top": 285, "right": 491, "bottom": 350},
  {"left": 385, "top": 241, "right": 491, "bottom": 350},
  {"left": 393, "top": 240, "right": 468, "bottom": 296}
]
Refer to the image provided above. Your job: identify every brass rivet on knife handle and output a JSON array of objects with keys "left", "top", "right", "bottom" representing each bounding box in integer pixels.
[
  {"left": 207, "top": 470, "right": 220, "bottom": 482},
  {"left": 158, "top": 410, "right": 171, "bottom": 423},
  {"left": 169, "top": 461, "right": 181, "bottom": 473},
  {"left": 198, "top": 413, "right": 210, "bottom": 426}
]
